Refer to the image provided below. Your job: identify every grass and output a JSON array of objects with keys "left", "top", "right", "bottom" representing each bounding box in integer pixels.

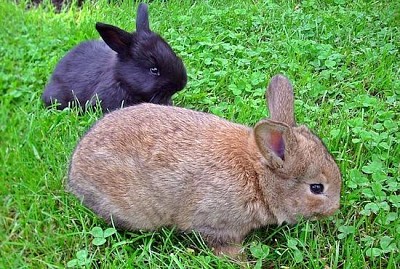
[{"left": 0, "top": 0, "right": 399, "bottom": 267}]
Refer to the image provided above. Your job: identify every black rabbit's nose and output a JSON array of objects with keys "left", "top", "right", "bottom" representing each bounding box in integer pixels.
[
  {"left": 181, "top": 71, "right": 187, "bottom": 88},
  {"left": 173, "top": 75, "right": 187, "bottom": 92},
  {"left": 171, "top": 63, "right": 187, "bottom": 90},
  {"left": 166, "top": 78, "right": 186, "bottom": 93},
  {"left": 182, "top": 71, "right": 188, "bottom": 88}
]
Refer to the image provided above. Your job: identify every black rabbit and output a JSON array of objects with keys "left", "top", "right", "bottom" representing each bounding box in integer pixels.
[{"left": 42, "top": 3, "right": 187, "bottom": 112}]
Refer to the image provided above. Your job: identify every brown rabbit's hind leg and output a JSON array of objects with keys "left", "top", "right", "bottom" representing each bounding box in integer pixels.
[{"left": 198, "top": 228, "right": 246, "bottom": 260}]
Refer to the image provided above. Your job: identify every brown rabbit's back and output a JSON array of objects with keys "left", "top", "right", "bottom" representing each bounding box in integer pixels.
[
  {"left": 68, "top": 75, "right": 342, "bottom": 257},
  {"left": 68, "top": 103, "right": 267, "bottom": 235}
]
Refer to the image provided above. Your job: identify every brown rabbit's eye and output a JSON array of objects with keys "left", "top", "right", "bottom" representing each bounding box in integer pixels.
[
  {"left": 150, "top": 67, "right": 160, "bottom": 76},
  {"left": 310, "top": 184, "right": 324, "bottom": 194}
]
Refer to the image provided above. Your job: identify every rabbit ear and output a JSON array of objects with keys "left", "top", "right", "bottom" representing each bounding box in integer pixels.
[
  {"left": 254, "top": 120, "right": 296, "bottom": 168},
  {"left": 96, "top": 23, "right": 132, "bottom": 55},
  {"left": 266, "top": 74, "right": 296, "bottom": 127},
  {"left": 136, "top": 3, "right": 150, "bottom": 32}
]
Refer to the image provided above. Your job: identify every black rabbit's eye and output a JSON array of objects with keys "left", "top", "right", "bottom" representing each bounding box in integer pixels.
[
  {"left": 310, "top": 184, "right": 324, "bottom": 195},
  {"left": 150, "top": 67, "right": 160, "bottom": 76}
]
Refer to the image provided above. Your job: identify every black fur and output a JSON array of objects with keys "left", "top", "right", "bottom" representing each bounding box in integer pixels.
[{"left": 42, "top": 3, "right": 187, "bottom": 112}]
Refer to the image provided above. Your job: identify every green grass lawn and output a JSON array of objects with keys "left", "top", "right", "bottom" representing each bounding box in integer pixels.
[{"left": 1, "top": 0, "right": 399, "bottom": 268}]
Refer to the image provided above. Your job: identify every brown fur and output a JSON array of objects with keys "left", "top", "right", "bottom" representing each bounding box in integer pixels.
[{"left": 68, "top": 74, "right": 341, "bottom": 257}]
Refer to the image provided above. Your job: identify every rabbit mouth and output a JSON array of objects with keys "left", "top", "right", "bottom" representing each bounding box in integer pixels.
[
  {"left": 149, "top": 93, "right": 171, "bottom": 105},
  {"left": 310, "top": 213, "right": 329, "bottom": 221},
  {"left": 310, "top": 215, "right": 320, "bottom": 221}
]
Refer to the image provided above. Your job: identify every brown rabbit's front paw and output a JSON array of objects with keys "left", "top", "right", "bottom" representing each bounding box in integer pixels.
[{"left": 213, "top": 244, "right": 247, "bottom": 261}]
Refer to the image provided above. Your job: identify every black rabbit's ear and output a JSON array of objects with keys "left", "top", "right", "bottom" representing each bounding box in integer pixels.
[
  {"left": 96, "top": 22, "right": 132, "bottom": 54},
  {"left": 136, "top": 3, "right": 150, "bottom": 32}
]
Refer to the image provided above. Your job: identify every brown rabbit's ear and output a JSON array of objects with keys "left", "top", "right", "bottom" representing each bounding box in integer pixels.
[
  {"left": 266, "top": 74, "right": 296, "bottom": 127},
  {"left": 254, "top": 120, "right": 297, "bottom": 168}
]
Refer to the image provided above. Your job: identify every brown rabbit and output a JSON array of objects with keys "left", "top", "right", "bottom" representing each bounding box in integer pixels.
[{"left": 68, "top": 74, "right": 341, "bottom": 257}]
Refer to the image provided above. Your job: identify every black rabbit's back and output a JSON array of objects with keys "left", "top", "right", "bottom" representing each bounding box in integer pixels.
[{"left": 43, "top": 40, "right": 119, "bottom": 110}]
